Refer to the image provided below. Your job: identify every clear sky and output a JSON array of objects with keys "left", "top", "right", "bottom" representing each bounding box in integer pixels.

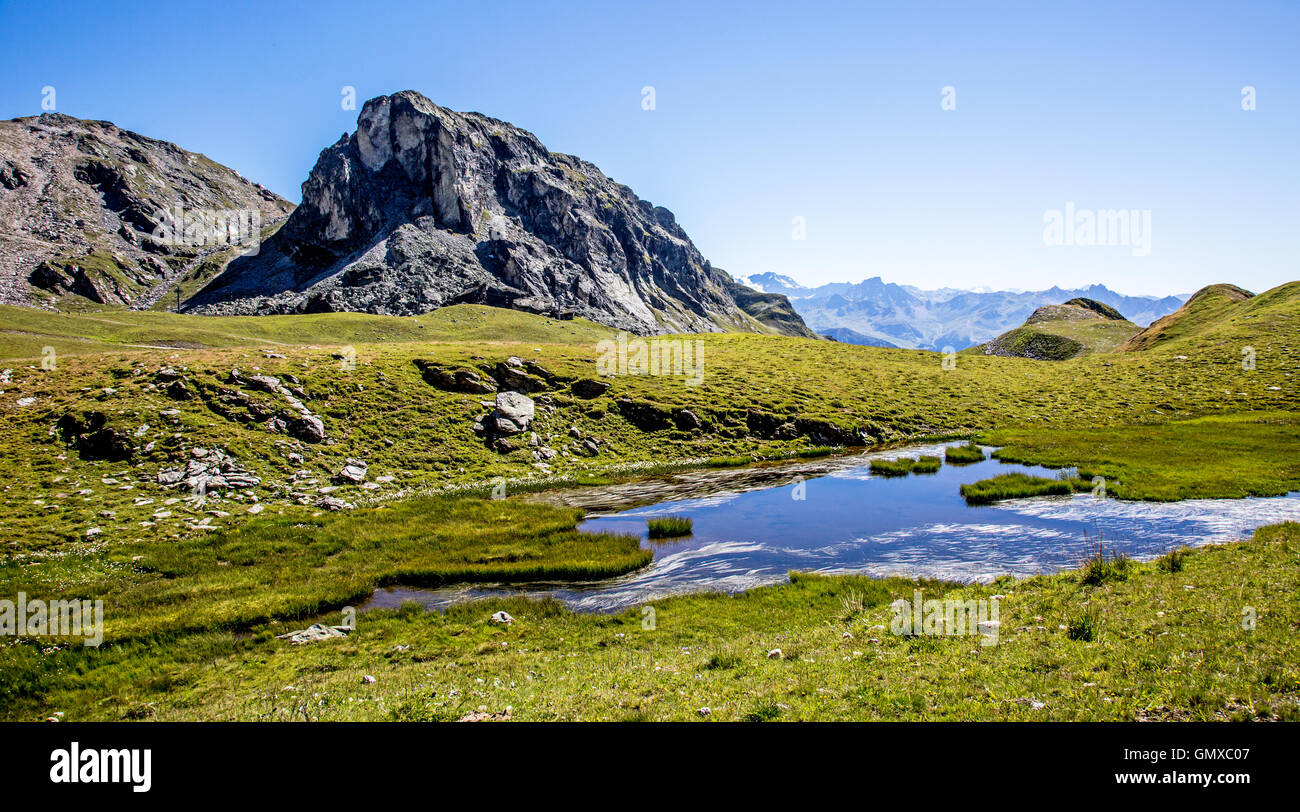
[{"left": 2, "top": 0, "right": 1296, "bottom": 296}]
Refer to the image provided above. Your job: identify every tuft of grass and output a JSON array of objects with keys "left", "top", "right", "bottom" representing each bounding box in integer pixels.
[
  {"left": 704, "top": 652, "right": 742, "bottom": 670},
  {"left": 1079, "top": 534, "right": 1132, "bottom": 586},
  {"left": 1156, "top": 547, "right": 1189, "bottom": 573},
  {"left": 795, "top": 446, "right": 835, "bottom": 459},
  {"left": 839, "top": 588, "right": 868, "bottom": 620},
  {"left": 960, "top": 473, "right": 1073, "bottom": 504},
  {"left": 1066, "top": 608, "right": 1101, "bottom": 641},
  {"left": 647, "top": 515, "right": 693, "bottom": 538},
  {"left": 944, "top": 442, "right": 986, "bottom": 464},
  {"left": 869, "top": 457, "right": 915, "bottom": 477},
  {"left": 742, "top": 703, "right": 783, "bottom": 722},
  {"left": 911, "top": 455, "right": 942, "bottom": 474}
]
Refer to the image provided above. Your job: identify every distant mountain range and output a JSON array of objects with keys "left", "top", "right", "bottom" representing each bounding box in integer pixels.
[{"left": 735, "top": 273, "right": 1188, "bottom": 351}]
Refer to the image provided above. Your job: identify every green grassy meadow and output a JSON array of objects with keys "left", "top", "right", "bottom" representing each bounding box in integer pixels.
[{"left": 1, "top": 282, "right": 1298, "bottom": 721}]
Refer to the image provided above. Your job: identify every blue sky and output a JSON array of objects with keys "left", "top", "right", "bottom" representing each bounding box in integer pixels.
[{"left": 2, "top": 0, "right": 1296, "bottom": 296}]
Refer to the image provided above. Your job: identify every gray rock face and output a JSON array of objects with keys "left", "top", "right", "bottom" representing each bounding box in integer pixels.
[
  {"left": 0, "top": 112, "right": 293, "bottom": 307},
  {"left": 290, "top": 414, "right": 326, "bottom": 443},
  {"left": 157, "top": 447, "right": 261, "bottom": 492},
  {"left": 188, "top": 91, "right": 814, "bottom": 337}
]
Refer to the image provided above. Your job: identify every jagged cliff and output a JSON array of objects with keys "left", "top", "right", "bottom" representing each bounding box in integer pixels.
[{"left": 188, "top": 91, "right": 814, "bottom": 337}]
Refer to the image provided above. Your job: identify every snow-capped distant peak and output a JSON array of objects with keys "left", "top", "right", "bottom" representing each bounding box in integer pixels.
[{"left": 734, "top": 273, "right": 802, "bottom": 293}]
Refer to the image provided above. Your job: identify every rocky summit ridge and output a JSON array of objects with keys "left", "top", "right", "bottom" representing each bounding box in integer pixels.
[{"left": 188, "top": 90, "right": 814, "bottom": 337}]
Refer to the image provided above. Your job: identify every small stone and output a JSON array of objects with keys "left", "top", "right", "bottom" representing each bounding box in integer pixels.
[{"left": 316, "top": 496, "right": 353, "bottom": 511}]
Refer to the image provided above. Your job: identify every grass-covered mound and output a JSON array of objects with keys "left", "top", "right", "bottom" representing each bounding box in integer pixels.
[
  {"left": 647, "top": 516, "right": 693, "bottom": 538},
  {"left": 944, "top": 443, "right": 985, "bottom": 464},
  {"left": 968, "top": 299, "right": 1141, "bottom": 360},
  {"left": 1120, "top": 283, "right": 1254, "bottom": 352},
  {"left": 979, "top": 412, "right": 1300, "bottom": 501},
  {"left": 960, "top": 473, "right": 1078, "bottom": 504}
]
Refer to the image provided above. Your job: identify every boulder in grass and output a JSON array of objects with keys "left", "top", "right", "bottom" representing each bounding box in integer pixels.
[
  {"left": 338, "top": 458, "right": 368, "bottom": 483},
  {"left": 490, "top": 391, "right": 534, "bottom": 435},
  {"left": 291, "top": 414, "right": 326, "bottom": 443},
  {"left": 276, "top": 623, "right": 351, "bottom": 644}
]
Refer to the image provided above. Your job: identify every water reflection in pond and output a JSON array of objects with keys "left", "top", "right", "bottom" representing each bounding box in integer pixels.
[{"left": 363, "top": 443, "right": 1300, "bottom": 613}]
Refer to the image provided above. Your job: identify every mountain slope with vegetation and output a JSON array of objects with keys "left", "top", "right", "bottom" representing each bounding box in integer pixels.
[
  {"left": 0, "top": 277, "right": 1296, "bottom": 721},
  {"left": 1119, "top": 283, "right": 1256, "bottom": 352},
  {"left": 0, "top": 112, "right": 294, "bottom": 309},
  {"left": 968, "top": 297, "right": 1140, "bottom": 360}
]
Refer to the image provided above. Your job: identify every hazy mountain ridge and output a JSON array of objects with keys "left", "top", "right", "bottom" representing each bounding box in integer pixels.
[{"left": 738, "top": 272, "right": 1186, "bottom": 350}]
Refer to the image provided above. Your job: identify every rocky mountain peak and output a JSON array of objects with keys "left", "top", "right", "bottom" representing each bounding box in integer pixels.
[
  {"left": 1027, "top": 298, "right": 1128, "bottom": 324},
  {"left": 0, "top": 112, "right": 295, "bottom": 308},
  {"left": 189, "top": 91, "right": 814, "bottom": 337}
]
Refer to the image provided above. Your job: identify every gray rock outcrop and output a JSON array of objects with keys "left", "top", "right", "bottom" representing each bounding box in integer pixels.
[{"left": 188, "top": 91, "right": 815, "bottom": 337}]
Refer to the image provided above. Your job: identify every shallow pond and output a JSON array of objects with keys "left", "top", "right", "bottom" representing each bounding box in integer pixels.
[{"left": 363, "top": 442, "right": 1300, "bottom": 613}]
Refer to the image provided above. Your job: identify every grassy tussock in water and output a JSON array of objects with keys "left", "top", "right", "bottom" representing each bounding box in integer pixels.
[
  {"left": 911, "top": 455, "right": 942, "bottom": 474},
  {"left": 647, "top": 516, "right": 693, "bottom": 538},
  {"left": 869, "top": 457, "right": 916, "bottom": 477},
  {"left": 943, "top": 443, "right": 986, "bottom": 464},
  {"left": 960, "top": 473, "right": 1077, "bottom": 504}
]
